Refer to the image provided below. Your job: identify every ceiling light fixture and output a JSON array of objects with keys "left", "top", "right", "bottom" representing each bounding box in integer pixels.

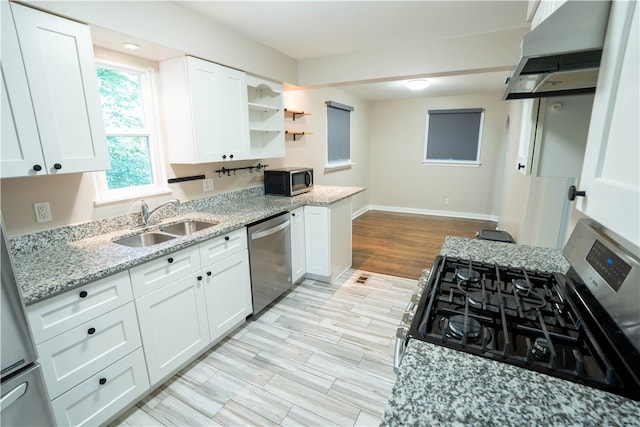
[
  {"left": 122, "top": 42, "right": 141, "bottom": 50},
  {"left": 405, "top": 79, "right": 430, "bottom": 90}
]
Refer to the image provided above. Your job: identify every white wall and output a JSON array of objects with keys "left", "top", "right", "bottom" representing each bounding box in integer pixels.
[{"left": 368, "top": 93, "right": 509, "bottom": 220}]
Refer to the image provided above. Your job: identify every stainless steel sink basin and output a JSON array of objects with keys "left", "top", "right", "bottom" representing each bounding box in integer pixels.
[
  {"left": 113, "top": 232, "right": 176, "bottom": 247},
  {"left": 160, "top": 220, "right": 218, "bottom": 236}
]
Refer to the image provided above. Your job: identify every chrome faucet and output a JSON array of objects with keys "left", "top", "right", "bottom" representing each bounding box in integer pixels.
[{"left": 141, "top": 199, "right": 181, "bottom": 226}]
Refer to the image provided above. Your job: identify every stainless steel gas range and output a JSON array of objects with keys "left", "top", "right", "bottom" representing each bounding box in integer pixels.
[{"left": 394, "top": 219, "right": 640, "bottom": 401}]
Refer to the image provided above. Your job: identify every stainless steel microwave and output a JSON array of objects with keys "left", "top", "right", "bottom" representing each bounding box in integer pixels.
[{"left": 264, "top": 167, "right": 313, "bottom": 196}]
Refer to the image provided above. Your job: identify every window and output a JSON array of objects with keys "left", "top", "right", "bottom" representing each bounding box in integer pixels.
[
  {"left": 94, "top": 61, "right": 167, "bottom": 204},
  {"left": 424, "top": 108, "right": 484, "bottom": 165},
  {"left": 326, "top": 100, "right": 354, "bottom": 169}
]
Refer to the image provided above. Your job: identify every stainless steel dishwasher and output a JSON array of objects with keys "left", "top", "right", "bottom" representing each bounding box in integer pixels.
[{"left": 247, "top": 212, "right": 292, "bottom": 315}]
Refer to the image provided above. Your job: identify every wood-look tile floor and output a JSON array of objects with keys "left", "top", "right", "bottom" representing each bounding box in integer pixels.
[{"left": 112, "top": 269, "right": 417, "bottom": 427}]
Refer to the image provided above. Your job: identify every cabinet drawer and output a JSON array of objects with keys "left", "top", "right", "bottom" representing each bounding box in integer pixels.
[
  {"left": 200, "top": 228, "right": 247, "bottom": 268},
  {"left": 129, "top": 245, "right": 200, "bottom": 298},
  {"left": 51, "top": 348, "right": 149, "bottom": 427},
  {"left": 26, "top": 271, "right": 133, "bottom": 344},
  {"left": 38, "top": 302, "right": 142, "bottom": 399}
]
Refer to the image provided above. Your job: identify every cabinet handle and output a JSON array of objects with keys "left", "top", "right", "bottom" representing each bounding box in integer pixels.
[
  {"left": 224, "top": 236, "right": 230, "bottom": 241},
  {"left": 79, "top": 290, "right": 88, "bottom": 298},
  {"left": 229, "top": 154, "right": 234, "bottom": 159},
  {"left": 87, "top": 327, "right": 96, "bottom": 335},
  {"left": 517, "top": 163, "right": 525, "bottom": 170},
  {"left": 167, "top": 257, "right": 174, "bottom": 264},
  {"left": 33, "top": 164, "right": 42, "bottom": 172},
  {"left": 197, "top": 275, "right": 203, "bottom": 281},
  {"left": 292, "top": 213, "right": 296, "bottom": 217},
  {"left": 99, "top": 378, "right": 107, "bottom": 385},
  {"left": 53, "top": 163, "right": 62, "bottom": 170},
  {"left": 568, "top": 185, "right": 586, "bottom": 201},
  {"left": 222, "top": 155, "right": 227, "bottom": 160},
  {"left": 206, "top": 271, "right": 212, "bottom": 277}
]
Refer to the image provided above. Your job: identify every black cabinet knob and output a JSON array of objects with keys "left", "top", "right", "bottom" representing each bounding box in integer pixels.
[
  {"left": 53, "top": 163, "right": 62, "bottom": 170},
  {"left": 568, "top": 185, "right": 586, "bottom": 201},
  {"left": 291, "top": 213, "right": 296, "bottom": 217},
  {"left": 79, "top": 290, "right": 88, "bottom": 298},
  {"left": 517, "top": 163, "right": 525, "bottom": 170},
  {"left": 99, "top": 378, "right": 107, "bottom": 385},
  {"left": 197, "top": 275, "right": 203, "bottom": 281},
  {"left": 224, "top": 236, "right": 230, "bottom": 241},
  {"left": 206, "top": 271, "right": 212, "bottom": 277},
  {"left": 87, "top": 327, "right": 96, "bottom": 335},
  {"left": 222, "top": 155, "right": 227, "bottom": 160},
  {"left": 229, "top": 154, "right": 234, "bottom": 159},
  {"left": 33, "top": 164, "right": 42, "bottom": 172},
  {"left": 167, "top": 257, "right": 174, "bottom": 264}
]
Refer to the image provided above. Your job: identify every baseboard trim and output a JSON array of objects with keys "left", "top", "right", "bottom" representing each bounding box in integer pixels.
[{"left": 359, "top": 204, "right": 498, "bottom": 222}]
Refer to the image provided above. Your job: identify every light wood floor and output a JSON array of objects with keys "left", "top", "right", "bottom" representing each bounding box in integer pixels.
[
  {"left": 111, "top": 269, "right": 417, "bottom": 427},
  {"left": 352, "top": 211, "right": 497, "bottom": 279}
]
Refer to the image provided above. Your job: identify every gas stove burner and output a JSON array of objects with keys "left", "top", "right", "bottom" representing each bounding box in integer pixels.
[
  {"left": 531, "top": 337, "right": 552, "bottom": 362},
  {"left": 456, "top": 267, "right": 481, "bottom": 283},
  {"left": 514, "top": 279, "right": 531, "bottom": 292},
  {"left": 447, "top": 314, "right": 482, "bottom": 341}
]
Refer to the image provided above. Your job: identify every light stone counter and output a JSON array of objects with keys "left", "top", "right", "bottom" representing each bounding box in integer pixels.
[
  {"left": 380, "top": 237, "right": 640, "bottom": 426},
  {"left": 10, "top": 185, "right": 364, "bottom": 305}
]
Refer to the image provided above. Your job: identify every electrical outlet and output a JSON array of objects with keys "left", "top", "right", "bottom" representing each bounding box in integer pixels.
[
  {"left": 444, "top": 198, "right": 450, "bottom": 205},
  {"left": 33, "top": 202, "right": 52, "bottom": 223},
  {"left": 203, "top": 178, "right": 214, "bottom": 192}
]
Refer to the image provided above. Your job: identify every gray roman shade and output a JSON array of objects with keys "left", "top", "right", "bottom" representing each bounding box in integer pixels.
[
  {"left": 425, "top": 108, "right": 484, "bottom": 162},
  {"left": 326, "top": 101, "right": 354, "bottom": 166}
]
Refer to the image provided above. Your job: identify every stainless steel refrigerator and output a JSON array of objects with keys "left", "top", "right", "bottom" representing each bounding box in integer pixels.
[{"left": 1, "top": 217, "right": 55, "bottom": 426}]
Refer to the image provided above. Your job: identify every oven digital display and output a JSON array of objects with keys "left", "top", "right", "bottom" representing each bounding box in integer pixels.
[{"left": 585, "top": 240, "right": 631, "bottom": 291}]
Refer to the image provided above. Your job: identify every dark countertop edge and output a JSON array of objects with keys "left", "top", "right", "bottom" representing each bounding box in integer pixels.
[{"left": 17, "top": 186, "right": 365, "bottom": 305}]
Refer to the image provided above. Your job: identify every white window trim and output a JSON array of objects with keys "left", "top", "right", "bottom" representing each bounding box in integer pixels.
[
  {"left": 423, "top": 109, "right": 484, "bottom": 166},
  {"left": 93, "top": 59, "right": 169, "bottom": 206}
]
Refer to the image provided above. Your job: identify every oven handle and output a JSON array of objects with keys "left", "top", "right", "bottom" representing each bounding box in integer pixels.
[{"left": 393, "top": 331, "right": 406, "bottom": 375}]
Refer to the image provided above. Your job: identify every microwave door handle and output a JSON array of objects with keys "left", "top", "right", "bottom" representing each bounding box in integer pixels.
[{"left": 305, "top": 171, "right": 312, "bottom": 186}]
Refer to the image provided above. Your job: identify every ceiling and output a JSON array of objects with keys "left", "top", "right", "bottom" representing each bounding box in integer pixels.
[
  {"left": 176, "top": 1, "right": 530, "bottom": 101},
  {"left": 92, "top": 1, "right": 531, "bottom": 101}
]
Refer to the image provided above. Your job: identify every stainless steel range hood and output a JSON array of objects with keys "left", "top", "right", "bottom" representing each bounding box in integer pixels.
[{"left": 503, "top": 1, "right": 611, "bottom": 100}]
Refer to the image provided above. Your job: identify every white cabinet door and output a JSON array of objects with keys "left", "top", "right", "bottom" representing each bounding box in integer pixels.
[
  {"left": 577, "top": 1, "right": 639, "bottom": 248},
  {"left": 291, "top": 207, "right": 306, "bottom": 283},
  {"left": 516, "top": 99, "right": 538, "bottom": 175},
  {"left": 129, "top": 245, "right": 200, "bottom": 298},
  {"left": 135, "top": 273, "right": 210, "bottom": 386},
  {"left": 9, "top": 3, "right": 109, "bottom": 175},
  {"left": 0, "top": 2, "right": 46, "bottom": 178},
  {"left": 304, "top": 206, "right": 330, "bottom": 277},
  {"left": 203, "top": 250, "right": 252, "bottom": 342},
  {"left": 161, "top": 56, "right": 250, "bottom": 163}
]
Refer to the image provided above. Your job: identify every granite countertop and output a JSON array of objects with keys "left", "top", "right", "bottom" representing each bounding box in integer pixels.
[
  {"left": 12, "top": 185, "right": 364, "bottom": 305},
  {"left": 380, "top": 237, "right": 640, "bottom": 426}
]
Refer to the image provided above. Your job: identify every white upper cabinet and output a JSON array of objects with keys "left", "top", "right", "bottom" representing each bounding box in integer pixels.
[
  {"left": 576, "top": 0, "right": 639, "bottom": 248},
  {"left": 160, "top": 56, "right": 250, "bottom": 163},
  {"left": 246, "top": 75, "right": 285, "bottom": 159},
  {"left": 516, "top": 94, "right": 594, "bottom": 178},
  {"left": 1, "top": 2, "right": 109, "bottom": 178}
]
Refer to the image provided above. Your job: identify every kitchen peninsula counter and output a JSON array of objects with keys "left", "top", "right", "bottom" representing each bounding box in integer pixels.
[
  {"left": 10, "top": 185, "right": 364, "bottom": 305},
  {"left": 380, "top": 237, "right": 640, "bottom": 426}
]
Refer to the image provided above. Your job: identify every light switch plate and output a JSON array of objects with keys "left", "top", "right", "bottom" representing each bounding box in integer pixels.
[
  {"left": 33, "top": 202, "right": 52, "bottom": 223},
  {"left": 203, "top": 178, "right": 214, "bottom": 192}
]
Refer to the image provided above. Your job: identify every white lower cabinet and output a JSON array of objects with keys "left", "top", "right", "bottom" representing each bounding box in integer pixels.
[
  {"left": 290, "top": 207, "right": 306, "bottom": 283},
  {"left": 37, "top": 302, "right": 142, "bottom": 399},
  {"left": 135, "top": 273, "right": 210, "bottom": 386},
  {"left": 203, "top": 250, "right": 252, "bottom": 342},
  {"left": 51, "top": 348, "right": 149, "bottom": 427}
]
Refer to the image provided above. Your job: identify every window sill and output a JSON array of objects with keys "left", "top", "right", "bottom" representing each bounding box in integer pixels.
[
  {"left": 324, "top": 162, "right": 353, "bottom": 173},
  {"left": 94, "top": 188, "right": 172, "bottom": 207},
  {"left": 422, "top": 161, "right": 481, "bottom": 167}
]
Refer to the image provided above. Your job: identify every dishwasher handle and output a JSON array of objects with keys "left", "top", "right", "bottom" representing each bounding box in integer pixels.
[{"left": 250, "top": 220, "right": 290, "bottom": 240}]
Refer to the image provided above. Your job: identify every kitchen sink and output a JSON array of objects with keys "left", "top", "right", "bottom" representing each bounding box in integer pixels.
[
  {"left": 113, "top": 232, "right": 176, "bottom": 247},
  {"left": 159, "top": 220, "right": 218, "bottom": 236}
]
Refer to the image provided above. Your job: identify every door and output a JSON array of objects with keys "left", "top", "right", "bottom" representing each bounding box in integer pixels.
[
  {"left": 1, "top": 364, "right": 55, "bottom": 427},
  {"left": 135, "top": 274, "right": 210, "bottom": 385},
  {"left": 0, "top": 1, "right": 46, "bottom": 178},
  {"left": 217, "top": 66, "right": 250, "bottom": 160},
  {"left": 203, "top": 250, "right": 252, "bottom": 342},
  {"left": 10, "top": 3, "right": 109, "bottom": 174},
  {"left": 576, "top": 1, "right": 639, "bottom": 247}
]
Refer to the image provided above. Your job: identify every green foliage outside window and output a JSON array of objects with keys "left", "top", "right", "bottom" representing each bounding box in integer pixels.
[{"left": 97, "top": 67, "right": 154, "bottom": 190}]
